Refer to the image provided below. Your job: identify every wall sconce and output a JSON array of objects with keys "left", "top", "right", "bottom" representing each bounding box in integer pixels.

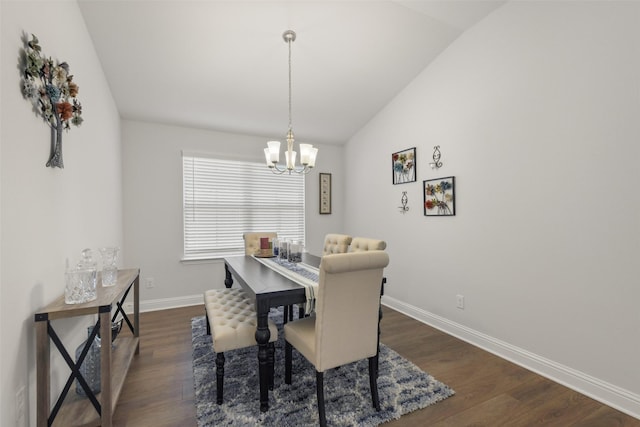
[
  {"left": 429, "top": 145, "right": 443, "bottom": 169},
  {"left": 399, "top": 191, "right": 409, "bottom": 214}
]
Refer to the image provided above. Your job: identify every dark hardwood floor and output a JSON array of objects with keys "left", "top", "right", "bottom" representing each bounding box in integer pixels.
[{"left": 112, "top": 305, "right": 640, "bottom": 426}]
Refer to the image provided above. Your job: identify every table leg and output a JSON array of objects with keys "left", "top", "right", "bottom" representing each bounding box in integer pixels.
[
  {"left": 224, "top": 263, "right": 233, "bottom": 288},
  {"left": 254, "top": 300, "right": 271, "bottom": 412},
  {"left": 35, "top": 320, "right": 50, "bottom": 427},
  {"left": 376, "top": 278, "right": 386, "bottom": 378},
  {"left": 100, "top": 309, "right": 113, "bottom": 426}
]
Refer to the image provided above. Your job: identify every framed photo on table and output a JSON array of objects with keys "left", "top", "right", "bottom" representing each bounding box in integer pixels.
[{"left": 319, "top": 173, "right": 332, "bottom": 214}]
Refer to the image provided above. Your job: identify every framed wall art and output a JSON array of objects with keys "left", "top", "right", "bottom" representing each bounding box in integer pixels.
[
  {"left": 423, "top": 176, "right": 455, "bottom": 216},
  {"left": 319, "top": 173, "right": 332, "bottom": 214},
  {"left": 392, "top": 147, "right": 416, "bottom": 185}
]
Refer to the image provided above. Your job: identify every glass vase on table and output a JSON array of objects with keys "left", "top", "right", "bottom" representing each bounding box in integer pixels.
[
  {"left": 100, "top": 247, "right": 119, "bottom": 287},
  {"left": 75, "top": 326, "right": 101, "bottom": 396},
  {"left": 289, "top": 241, "right": 302, "bottom": 263}
]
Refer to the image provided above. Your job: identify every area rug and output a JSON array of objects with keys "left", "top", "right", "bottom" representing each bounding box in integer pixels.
[{"left": 192, "top": 310, "right": 454, "bottom": 426}]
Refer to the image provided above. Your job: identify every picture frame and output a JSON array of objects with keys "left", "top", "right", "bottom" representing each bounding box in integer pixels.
[
  {"left": 392, "top": 147, "right": 416, "bottom": 185},
  {"left": 319, "top": 173, "right": 332, "bottom": 214},
  {"left": 423, "top": 176, "right": 455, "bottom": 216}
]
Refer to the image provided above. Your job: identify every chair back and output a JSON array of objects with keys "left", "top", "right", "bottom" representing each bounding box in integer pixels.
[
  {"left": 349, "top": 237, "right": 386, "bottom": 252},
  {"left": 243, "top": 232, "right": 277, "bottom": 255},
  {"left": 314, "top": 251, "right": 389, "bottom": 371},
  {"left": 322, "top": 233, "right": 352, "bottom": 255}
]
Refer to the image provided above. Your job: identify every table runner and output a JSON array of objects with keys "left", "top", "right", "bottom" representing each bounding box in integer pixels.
[{"left": 252, "top": 256, "right": 319, "bottom": 313}]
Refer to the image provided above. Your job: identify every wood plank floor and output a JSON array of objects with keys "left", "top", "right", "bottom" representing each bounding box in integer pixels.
[{"left": 112, "top": 305, "right": 640, "bottom": 426}]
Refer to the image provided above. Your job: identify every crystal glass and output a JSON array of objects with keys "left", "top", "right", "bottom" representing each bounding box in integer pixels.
[
  {"left": 279, "top": 239, "right": 289, "bottom": 260},
  {"left": 65, "top": 268, "right": 97, "bottom": 304},
  {"left": 99, "top": 247, "right": 119, "bottom": 287},
  {"left": 65, "top": 249, "right": 97, "bottom": 304},
  {"left": 289, "top": 240, "right": 302, "bottom": 263}
]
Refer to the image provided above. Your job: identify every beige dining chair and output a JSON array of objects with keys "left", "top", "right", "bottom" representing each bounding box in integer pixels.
[
  {"left": 243, "top": 232, "right": 278, "bottom": 256},
  {"left": 284, "top": 251, "right": 390, "bottom": 427},
  {"left": 204, "top": 288, "right": 278, "bottom": 404},
  {"left": 287, "top": 233, "right": 353, "bottom": 320},
  {"left": 349, "top": 237, "right": 387, "bottom": 374},
  {"left": 321, "top": 233, "right": 352, "bottom": 255},
  {"left": 349, "top": 237, "right": 386, "bottom": 252}
]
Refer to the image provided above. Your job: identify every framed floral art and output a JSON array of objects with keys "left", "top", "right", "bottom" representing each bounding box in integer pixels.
[
  {"left": 392, "top": 147, "right": 416, "bottom": 185},
  {"left": 423, "top": 176, "right": 455, "bottom": 216}
]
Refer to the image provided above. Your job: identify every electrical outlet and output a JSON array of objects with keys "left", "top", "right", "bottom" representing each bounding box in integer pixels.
[
  {"left": 456, "top": 294, "right": 465, "bottom": 309},
  {"left": 16, "top": 385, "right": 26, "bottom": 426},
  {"left": 145, "top": 277, "right": 155, "bottom": 289}
]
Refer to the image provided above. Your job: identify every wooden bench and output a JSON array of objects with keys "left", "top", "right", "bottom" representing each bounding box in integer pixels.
[{"left": 203, "top": 288, "right": 278, "bottom": 404}]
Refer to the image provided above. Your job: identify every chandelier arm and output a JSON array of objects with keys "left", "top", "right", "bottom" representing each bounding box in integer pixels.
[{"left": 270, "top": 163, "right": 290, "bottom": 174}]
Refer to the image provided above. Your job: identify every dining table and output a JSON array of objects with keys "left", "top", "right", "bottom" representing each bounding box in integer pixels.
[{"left": 223, "top": 252, "right": 384, "bottom": 412}]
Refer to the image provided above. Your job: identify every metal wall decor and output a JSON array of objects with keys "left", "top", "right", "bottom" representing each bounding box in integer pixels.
[
  {"left": 429, "top": 145, "right": 443, "bottom": 169},
  {"left": 399, "top": 191, "right": 409, "bottom": 214},
  {"left": 392, "top": 147, "right": 416, "bottom": 184},
  {"left": 424, "top": 176, "right": 455, "bottom": 216},
  {"left": 21, "top": 34, "right": 83, "bottom": 168},
  {"left": 319, "top": 173, "right": 332, "bottom": 214}
]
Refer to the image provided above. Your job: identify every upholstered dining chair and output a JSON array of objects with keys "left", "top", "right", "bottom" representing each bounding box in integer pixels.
[
  {"left": 286, "top": 233, "right": 354, "bottom": 321},
  {"left": 204, "top": 289, "right": 278, "bottom": 404},
  {"left": 349, "top": 237, "right": 387, "bottom": 374},
  {"left": 349, "top": 237, "right": 386, "bottom": 252},
  {"left": 243, "top": 231, "right": 278, "bottom": 256},
  {"left": 322, "top": 233, "right": 352, "bottom": 255},
  {"left": 284, "top": 251, "right": 390, "bottom": 427}
]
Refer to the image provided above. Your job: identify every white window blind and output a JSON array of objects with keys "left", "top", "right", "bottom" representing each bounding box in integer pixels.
[{"left": 183, "top": 154, "right": 305, "bottom": 259}]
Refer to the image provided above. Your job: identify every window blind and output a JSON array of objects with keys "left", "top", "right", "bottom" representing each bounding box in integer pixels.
[{"left": 183, "top": 154, "right": 305, "bottom": 259}]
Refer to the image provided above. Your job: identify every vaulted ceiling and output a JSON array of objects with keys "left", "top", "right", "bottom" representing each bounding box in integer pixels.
[{"left": 78, "top": 1, "right": 506, "bottom": 145}]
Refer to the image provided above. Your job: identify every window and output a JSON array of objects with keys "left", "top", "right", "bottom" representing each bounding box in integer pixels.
[{"left": 183, "top": 153, "right": 305, "bottom": 259}]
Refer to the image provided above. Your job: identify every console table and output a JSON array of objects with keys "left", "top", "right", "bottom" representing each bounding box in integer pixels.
[{"left": 34, "top": 268, "right": 140, "bottom": 427}]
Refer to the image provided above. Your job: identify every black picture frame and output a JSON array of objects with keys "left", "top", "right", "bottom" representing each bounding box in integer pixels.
[
  {"left": 392, "top": 147, "right": 416, "bottom": 185},
  {"left": 319, "top": 173, "right": 332, "bottom": 214},
  {"left": 423, "top": 176, "right": 455, "bottom": 216}
]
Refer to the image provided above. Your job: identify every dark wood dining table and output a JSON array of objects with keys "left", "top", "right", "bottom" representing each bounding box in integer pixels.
[
  {"left": 223, "top": 253, "right": 320, "bottom": 412},
  {"left": 223, "top": 252, "right": 385, "bottom": 412}
]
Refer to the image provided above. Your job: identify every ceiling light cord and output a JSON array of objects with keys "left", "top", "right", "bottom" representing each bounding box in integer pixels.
[{"left": 288, "top": 33, "right": 293, "bottom": 133}]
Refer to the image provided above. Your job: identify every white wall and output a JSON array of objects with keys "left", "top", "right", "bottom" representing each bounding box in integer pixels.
[
  {"left": 346, "top": 0, "right": 640, "bottom": 418},
  {"left": 1, "top": 2, "right": 122, "bottom": 426},
  {"left": 122, "top": 120, "right": 344, "bottom": 310}
]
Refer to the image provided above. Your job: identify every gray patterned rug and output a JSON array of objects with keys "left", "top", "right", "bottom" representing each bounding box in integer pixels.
[{"left": 192, "top": 310, "right": 454, "bottom": 426}]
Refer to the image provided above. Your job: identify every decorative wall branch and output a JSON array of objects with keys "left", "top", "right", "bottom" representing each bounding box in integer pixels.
[{"left": 21, "top": 34, "right": 83, "bottom": 168}]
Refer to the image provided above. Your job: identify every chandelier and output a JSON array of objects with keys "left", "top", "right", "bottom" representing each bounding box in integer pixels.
[{"left": 264, "top": 30, "right": 318, "bottom": 174}]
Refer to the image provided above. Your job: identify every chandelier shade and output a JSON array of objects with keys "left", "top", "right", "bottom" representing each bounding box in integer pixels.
[{"left": 264, "top": 30, "right": 318, "bottom": 174}]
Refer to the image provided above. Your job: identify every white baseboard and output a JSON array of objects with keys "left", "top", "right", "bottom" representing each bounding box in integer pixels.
[
  {"left": 381, "top": 295, "right": 640, "bottom": 421},
  {"left": 123, "top": 294, "right": 203, "bottom": 313}
]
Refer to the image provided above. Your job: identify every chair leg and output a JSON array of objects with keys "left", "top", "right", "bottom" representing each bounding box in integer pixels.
[
  {"left": 316, "top": 370, "right": 327, "bottom": 427},
  {"left": 216, "top": 352, "right": 225, "bottom": 404},
  {"left": 285, "top": 341, "right": 292, "bottom": 384},
  {"left": 206, "top": 311, "right": 211, "bottom": 335},
  {"left": 368, "top": 356, "right": 381, "bottom": 411},
  {"left": 298, "top": 305, "right": 305, "bottom": 319}
]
